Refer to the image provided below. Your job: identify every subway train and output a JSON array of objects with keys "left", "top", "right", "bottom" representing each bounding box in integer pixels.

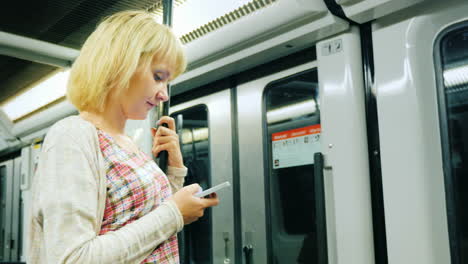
[{"left": 0, "top": 0, "right": 467, "bottom": 263}]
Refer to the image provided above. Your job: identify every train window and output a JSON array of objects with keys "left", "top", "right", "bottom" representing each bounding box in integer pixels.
[
  {"left": 436, "top": 23, "right": 468, "bottom": 263},
  {"left": 171, "top": 105, "right": 212, "bottom": 264},
  {"left": 263, "top": 69, "right": 320, "bottom": 263}
]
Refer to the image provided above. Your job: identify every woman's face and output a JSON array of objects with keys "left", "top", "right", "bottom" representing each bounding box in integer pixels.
[{"left": 120, "top": 56, "right": 173, "bottom": 120}]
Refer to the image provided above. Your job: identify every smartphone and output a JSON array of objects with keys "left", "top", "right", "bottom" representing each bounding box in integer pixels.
[{"left": 194, "top": 181, "right": 231, "bottom": 198}]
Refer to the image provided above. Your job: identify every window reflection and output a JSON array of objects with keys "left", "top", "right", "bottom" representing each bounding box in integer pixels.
[
  {"left": 172, "top": 105, "right": 212, "bottom": 264},
  {"left": 439, "top": 25, "right": 468, "bottom": 264},
  {"left": 264, "top": 69, "right": 320, "bottom": 263}
]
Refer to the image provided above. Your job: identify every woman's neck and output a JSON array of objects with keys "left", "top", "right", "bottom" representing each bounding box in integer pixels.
[{"left": 80, "top": 105, "right": 127, "bottom": 136}]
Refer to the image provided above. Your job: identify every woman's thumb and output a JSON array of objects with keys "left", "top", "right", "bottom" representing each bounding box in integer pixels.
[{"left": 186, "top": 183, "right": 202, "bottom": 194}]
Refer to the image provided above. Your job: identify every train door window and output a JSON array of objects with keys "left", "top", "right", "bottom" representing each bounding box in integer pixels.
[
  {"left": 263, "top": 69, "right": 320, "bottom": 263},
  {"left": 11, "top": 157, "right": 21, "bottom": 261},
  {"left": 436, "top": 22, "right": 468, "bottom": 264},
  {"left": 171, "top": 105, "right": 212, "bottom": 264},
  {"left": 0, "top": 160, "right": 14, "bottom": 261}
]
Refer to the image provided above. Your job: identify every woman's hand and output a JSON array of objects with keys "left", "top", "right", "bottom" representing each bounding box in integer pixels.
[
  {"left": 151, "top": 116, "right": 184, "bottom": 168},
  {"left": 170, "top": 184, "right": 220, "bottom": 225}
]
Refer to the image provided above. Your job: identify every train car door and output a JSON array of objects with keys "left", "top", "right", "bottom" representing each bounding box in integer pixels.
[
  {"left": 169, "top": 89, "right": 236, "bottom": 264},
  {"left": 0, "top": 157, "right": 21, "bottom": 262},
  {"left": 372, "top": 0, "right": 468, "bottom": 263},
  {"left": 236, "top": 28, "right": 375, "bottom": 264}
]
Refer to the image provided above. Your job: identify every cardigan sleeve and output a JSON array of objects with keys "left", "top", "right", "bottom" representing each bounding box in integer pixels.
[
  {"left": 166, "top": 166, "right": 187, "bottom": 193},
  {"left": 32, "top": 132, "right": 184, "bottom": 264}
]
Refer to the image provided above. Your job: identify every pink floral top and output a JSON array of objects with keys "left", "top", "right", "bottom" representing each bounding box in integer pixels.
[{"left": 97, "top": 129, "right": 179, "bottom": 263}]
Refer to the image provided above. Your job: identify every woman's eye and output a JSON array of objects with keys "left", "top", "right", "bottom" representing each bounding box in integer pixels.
[
  {"left": 154, "top": 74, "right": 163, "bottom": 81},
  {"left": 153, "top": 70, "right": 169, "bottom": 81}
]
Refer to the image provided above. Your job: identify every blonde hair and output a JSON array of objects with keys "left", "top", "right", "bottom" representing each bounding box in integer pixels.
[{"left": 67, "top": 10, "right": 187, "bottom": 113}]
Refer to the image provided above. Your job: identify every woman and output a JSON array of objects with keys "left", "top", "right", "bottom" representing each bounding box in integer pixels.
[{"left": 28, "top": 10, "right": 219, "bottom": 263}]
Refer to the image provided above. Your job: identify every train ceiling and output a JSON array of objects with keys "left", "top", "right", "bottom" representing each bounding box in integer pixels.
[{"left": 0, "top": 0, "right": 166, "bottom": 104}]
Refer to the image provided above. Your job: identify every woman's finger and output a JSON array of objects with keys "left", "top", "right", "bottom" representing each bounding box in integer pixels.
[
  {"left": 152, "top": 131, "right": 178, "bottom": 148},
  {"left": 201, "top": 196, "right": 220, "bottom": 208},
  {"left": 155, "top": 126, "right": 177, "bottom": 137},
  {"left": 155, "top": 135, "right": 179, "bottom": 145},
  {"left": 157, "top": 116, "right": 176, "bottom": 131},
  {"left": 152, "top": 141, "right": 178, "bottom": 157}
]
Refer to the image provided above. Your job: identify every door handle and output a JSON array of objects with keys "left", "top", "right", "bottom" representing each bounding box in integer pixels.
[
  {"left": 223, "top": 231, "right": 231, "bottom": 264},
  {"left": 5, "top": 232, "right": 11, "bottom": 249},
  {"left": 243, "top": 244, "right": 253, "bottom": 264}
]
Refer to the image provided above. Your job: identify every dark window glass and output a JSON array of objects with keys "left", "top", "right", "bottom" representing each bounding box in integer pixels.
[
  {"left": 264, "top": 69, "right": 320, "bottom": 263},
  {"left": 171, "top": 105, "right": 212, "bottom": 264},
  {"left": 438, "top": 24, "right": 468, "bottom": 264}
]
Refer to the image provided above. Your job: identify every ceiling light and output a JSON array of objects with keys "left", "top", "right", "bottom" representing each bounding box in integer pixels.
[
  {"left": 1, "top": 70, "right": 69, "bottom": 121},
  {"left": 154, "top": 0, "right": 253, "bottom": 37}
]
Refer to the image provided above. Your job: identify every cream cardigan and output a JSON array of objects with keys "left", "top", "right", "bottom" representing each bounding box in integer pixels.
[{"left": 28, "top": 116, "right": 186, "bottom": 264}]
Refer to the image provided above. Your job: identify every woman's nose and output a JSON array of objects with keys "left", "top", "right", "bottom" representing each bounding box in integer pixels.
[{"left": 156, "top": 83, "right": 169, "bottom": 102}]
